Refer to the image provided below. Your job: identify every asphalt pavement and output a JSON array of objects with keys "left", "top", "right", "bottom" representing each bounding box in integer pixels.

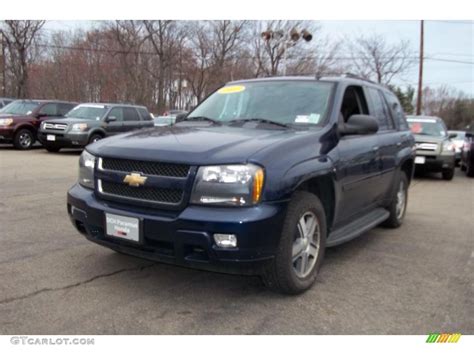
[{"left": 0, "top": 146, "right": 473, "bottom": 334}]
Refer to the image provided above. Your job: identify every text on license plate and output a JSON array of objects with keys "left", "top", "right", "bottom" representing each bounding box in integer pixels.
[
  {"left": 105, "top": 213, "right": 139, "bottom": 242},
  {"left": 415, "top": 156, "right": 426, "bottom": 164},
  {"left": 46, "top": 135, "right": 56, "bottom": 141}
]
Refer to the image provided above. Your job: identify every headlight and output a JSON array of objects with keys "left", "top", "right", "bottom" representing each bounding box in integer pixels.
[
  {"left": 191, "top": 164, "right": 265, "bottom": 206},
  {"left": 78, "top": 150, "right": 96, "bottom": 189},
  {"left": 71, "top": 123, "right": 88, "bottom": 132},
  {"left": 443, "top": 141, "right": 455, "bottom": 152},
  {"left": 0, "top": 118, "right": 13, "bottom": 126}
]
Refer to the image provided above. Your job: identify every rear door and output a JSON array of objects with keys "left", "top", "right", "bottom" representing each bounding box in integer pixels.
[
  {"left": 366, "top": 87, "right": 400, "bottom": 202},
  {"left": 104, "top": 107, "right": 124, "bottom": 135}
]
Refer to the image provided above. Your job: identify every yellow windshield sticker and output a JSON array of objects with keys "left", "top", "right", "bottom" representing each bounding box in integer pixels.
[{"left": 218, "top": 85, "right": 245, "bottom": 94}]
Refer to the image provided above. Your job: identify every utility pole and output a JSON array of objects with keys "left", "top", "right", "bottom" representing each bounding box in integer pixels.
[
  {"left": 0, "top": 32, "right": 5, "bottom": 96},
  {"left": 416, "top": 20, "right": 424, "bottom": 115}
]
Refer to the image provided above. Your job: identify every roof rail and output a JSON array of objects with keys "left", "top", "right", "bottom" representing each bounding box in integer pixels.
[{"left": 341, "top": 72, "right": 377, "bottom": 84}]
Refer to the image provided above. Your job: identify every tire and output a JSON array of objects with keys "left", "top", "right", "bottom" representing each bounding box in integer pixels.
[
  {"left": 262, "top": 191, "right": 327, "bottom": 294},
  {"left": 460, "top": 163, "right": 466, "bottom": 172},
  {"left": 442, "top": 167, "right": 455, "bottom": 180},
  {"left": 45, "top": 146, "right": 60, "bottom": 153},
  {"left": 88, "top": 134, "right": 103, "bottom": 145},
  {"left": 382, "top": 172, "right": 408, "bottom": 228},
  {"left": 13, "top": 129, "right": 35, "bottom": 150},
  {"left": 466, "top": 159, "right": 474, "bottom": 177}
]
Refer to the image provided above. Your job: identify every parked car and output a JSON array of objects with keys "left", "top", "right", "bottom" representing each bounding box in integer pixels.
[
  {"left": 163, "top": 109, "right": 187, "bottom": 117},
  {"left": 448, "top": 130, "right": 466, "bottom": 165},
  {"left": 0, "top": 97, "right": 14, "bottom": 109},
  {"left": 67, "top": 76, "right": 415, "bottom": 294},
  {"left": 460, "top": 131, "right": 474, "bottom": 177},
  {"left": 407, "top": 116, "right": 456, "bottom": 180},
  {"left": 0, "top": 99, "right": 77, "bottom": 149},
  {"left": 153, "top": 115, "right": 176, "bottom": 127},
  {"left": 38, "top": 103, "right": 154, "bottom": 152}
]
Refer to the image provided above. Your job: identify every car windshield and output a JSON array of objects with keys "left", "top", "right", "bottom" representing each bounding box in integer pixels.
[
  {"left": 188, "top": 81, "right": 334, "bottom": 127},
  {"left": 408, "top": 119, "right": 447, "bottom": 137},
  {"left": 0, "top": 101, "right": 39, "bottom": 115},
  {"left": 65, "top": 105, "right": 107, "bottom": 120}
]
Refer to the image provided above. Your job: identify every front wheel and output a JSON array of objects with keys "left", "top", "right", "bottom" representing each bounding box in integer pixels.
[
  {"left": 13, "top": 129, "right": 35, "bottom": 150},
  {"left": 382, "top": 172, "right": 408, "bottom": 228},
  {"left": 262, "top": 191, "right": 326, "bottom": 294},
  {"left": 88, "top": 134, "right": 103, "bottom": 145},
  {"left": 442, "top": 167, "right": 455, "bottom": 180}
]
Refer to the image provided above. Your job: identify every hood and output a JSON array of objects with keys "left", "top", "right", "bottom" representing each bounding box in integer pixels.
[
  {"left": 88, "top": 124, "right": 321, "bottom": 165},
  {"left": 413, "top": 134, "right": 447, "bottom": 143}
]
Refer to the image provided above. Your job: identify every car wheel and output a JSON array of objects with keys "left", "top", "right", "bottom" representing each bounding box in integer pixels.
[
  {"left": 45, "top": 146, "right": 60, "bottom": 153},
  {"left": 466, "top": 159, "right": 474, "bottom": 177},
  {"left": 382, "top": 172, "right": 408, "bottom": 228},
  {"left": 460, "top": 163, "right": 466, "bottom": 172},
  {"left": 13, "top": 129, "right": 35, "bottom": 150},
  {"left": 442, "top": 168, "right": 455, "bottom": 180},
  {"left": 262, "top": 191, "right": 326, "bottom": 294},
  {"left": 88, "top": 134, "right": 102, "bottom": 145}
]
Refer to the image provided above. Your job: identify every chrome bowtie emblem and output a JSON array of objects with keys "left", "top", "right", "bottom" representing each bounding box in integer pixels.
[{"left": 123, "top": 173, "right": 147, "bottom": 187}]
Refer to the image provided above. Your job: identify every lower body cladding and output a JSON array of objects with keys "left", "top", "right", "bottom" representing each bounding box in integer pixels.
[
  {"left": 67, "top": 183, "right": 288, "bottom": 275},
  {"left": 414, "top": 153, "right": 455, "bottom": 172},
  {"left": 37, "top": 131, "right": 89, "bottom": 148}
]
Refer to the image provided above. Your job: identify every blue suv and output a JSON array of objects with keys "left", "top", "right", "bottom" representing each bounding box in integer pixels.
[{"left": 67, "top": 76, "right": 415, "bottom": 294}]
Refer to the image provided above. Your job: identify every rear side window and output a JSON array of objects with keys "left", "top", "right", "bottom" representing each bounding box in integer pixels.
[
  {"left": 384, "top": 92, "right": 409, "bottom": 130},
  {"left": 367, "top": 88, "right": 393, "bottom": 131},
  {"left": 123, "top": 107, "right": 140, "bottom": 122},
  {"left": 137, "top": 107, "right": 152, "bottom": 120}
]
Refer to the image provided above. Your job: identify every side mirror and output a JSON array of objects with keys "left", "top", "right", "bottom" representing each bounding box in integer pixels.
[
  {"left": 175, "top": 113, "right": 187, "bottom": 123},
  {"left": 340, "top": 114, "right": 379, "bottom": 136},
  {"left": 448, "top": 133, "right": 457, "bottom": 139},
  {"left": 106, "top": 116, "right": 117, "bottom": 122}
]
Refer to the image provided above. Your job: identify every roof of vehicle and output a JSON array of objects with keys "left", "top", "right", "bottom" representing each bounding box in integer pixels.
[
  {"left": 228, "top": 75, "right": 393, "bottom": 93},
  {"left": 406, "top": 115, "right": 444, "bottom": 122},
  {"left": 77, "top": 102, "right": 148, "bottom": 109},
  {"left": 10, "top": 99, "right": 77, "bottom": 104}
]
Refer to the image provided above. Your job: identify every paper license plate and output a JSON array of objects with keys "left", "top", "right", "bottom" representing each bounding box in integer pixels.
[
  {"left": 105, "top": 213, "right": 140, "bottom": 242},
  {"left": 415, "top": 156, "right": 426, "bottom": 164},
  {"left": 46, "top": 135, "right": 56, "bottom": 141}
]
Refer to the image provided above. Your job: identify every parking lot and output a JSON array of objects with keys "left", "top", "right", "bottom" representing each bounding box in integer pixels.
[{"left": 0, "top": 146, "right": 472, "bottom": 335}]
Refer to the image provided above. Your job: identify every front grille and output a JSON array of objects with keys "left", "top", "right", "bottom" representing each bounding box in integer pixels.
[
  {"left": 102, "top": 158, "right": 189, "bottom": 178},
  {"left": 44, "top": 123, "right": 67, "bottom": 131},
  {"left": 416, "top": 142, "right": 438, "bottom": 151},
  {"left": 100, "top": 180, "right": 183, "bottom": 204}
]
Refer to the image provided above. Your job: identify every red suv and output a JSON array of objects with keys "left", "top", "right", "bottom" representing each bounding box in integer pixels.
[{"left": 0, "top": 100, "right": 77, "bottom": 149}]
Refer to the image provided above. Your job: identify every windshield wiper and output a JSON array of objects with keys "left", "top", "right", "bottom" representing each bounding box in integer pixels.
[
  {"left": 228, "top": 118, "right": 291, "bottom": 128},
  {"left": 178, "top": 116, "right": 222, "bottom": 125}
]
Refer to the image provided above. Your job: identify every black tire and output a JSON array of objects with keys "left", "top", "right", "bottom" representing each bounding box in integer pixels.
[
  {"left": 382, "top": 172, "right": 408, "bottom": 228},
  {"left": 466, "top": 159, "right": 474, "bottom": 177},
  {"left": 88, "top": 134, "right": 103, "bottom": 145},
  {"left": 45, "top": 146, "right": 60, "bottom": 153},
  {"left": 262, "top": 191, "right": 327, "bottom": 295},
  {"left": 460, "top": 163, "right": 466, "bottom": 172},
  {"left": 13, "top": 129, "right": 35, "bottom": 150},
  {"left": 442, "top": 168, "right": 455, "bottom": 180}
]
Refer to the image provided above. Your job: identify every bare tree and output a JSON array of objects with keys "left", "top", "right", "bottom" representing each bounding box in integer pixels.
[
  {"left": 347, "top": 33, "right": 414, "bottom": 84},
  {"left": 0, "top": 20, "right": 45, "bottom": 97}
]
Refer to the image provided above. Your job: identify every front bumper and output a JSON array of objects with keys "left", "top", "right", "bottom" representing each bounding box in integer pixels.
[
  {"left": 414, "top": 152, "right": 455, "bottom": 172},
  {"left": 38, "top": 130, "right": 89, "bottom": 148},
  {"left": 67, "top": 184, "right": 288, "bottom": 275},
  {"left": 0, "top": 126, "right": 14, "bottom": 142}
]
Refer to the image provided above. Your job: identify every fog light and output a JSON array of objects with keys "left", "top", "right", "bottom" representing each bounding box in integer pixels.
[{"left": 213, "top": 233, "right": 237, "bottom": 248}]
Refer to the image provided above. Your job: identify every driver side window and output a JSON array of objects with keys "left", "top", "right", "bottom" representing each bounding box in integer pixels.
[
  {"left": 339, "top": 86, "right": 369, "bottom": 127},
  {"left": 107, "top": 107, "right": 124, "bottom": 121}
]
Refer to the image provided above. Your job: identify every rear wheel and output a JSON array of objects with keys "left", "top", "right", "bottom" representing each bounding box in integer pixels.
[
  {"left": 262, "top": 191, "right": 326, "bottom": 294},
  {"left": 382, "top": 172, "right": 408, "bottom": 228},
  {"left": 442, "top": 167, "right": 455, "bottom": 180},
  {"left": 13, "top": 129, "right": 35, "bottom": 150}
]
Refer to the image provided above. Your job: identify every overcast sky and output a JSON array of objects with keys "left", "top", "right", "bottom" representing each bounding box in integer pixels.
[{"left": 44, "top": 20, "right": 474, "bottom": 96}]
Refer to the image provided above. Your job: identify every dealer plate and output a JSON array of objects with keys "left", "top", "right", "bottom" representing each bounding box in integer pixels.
[
  {"left": 105, "top": 213, "right": 140, "bottom": 242},
  {"left": 46, "top": 134, "right": 56, "bottom": 141},
  {"left": 415, "top": 156, "right": 426, "bottom": 164}
]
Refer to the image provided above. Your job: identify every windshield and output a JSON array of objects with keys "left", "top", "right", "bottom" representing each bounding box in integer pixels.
[
  {"left": 188, "top": 81, "right": 334, "bottom": 126},
  {"left": 408, "top": 119, "right": 447, "bottom": 137},
  {"left": 66, "top": 105, "right": 107, "bottom": 120},
  {"left": 0, "top": 101, "right": 39, "bottom": 115}
]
